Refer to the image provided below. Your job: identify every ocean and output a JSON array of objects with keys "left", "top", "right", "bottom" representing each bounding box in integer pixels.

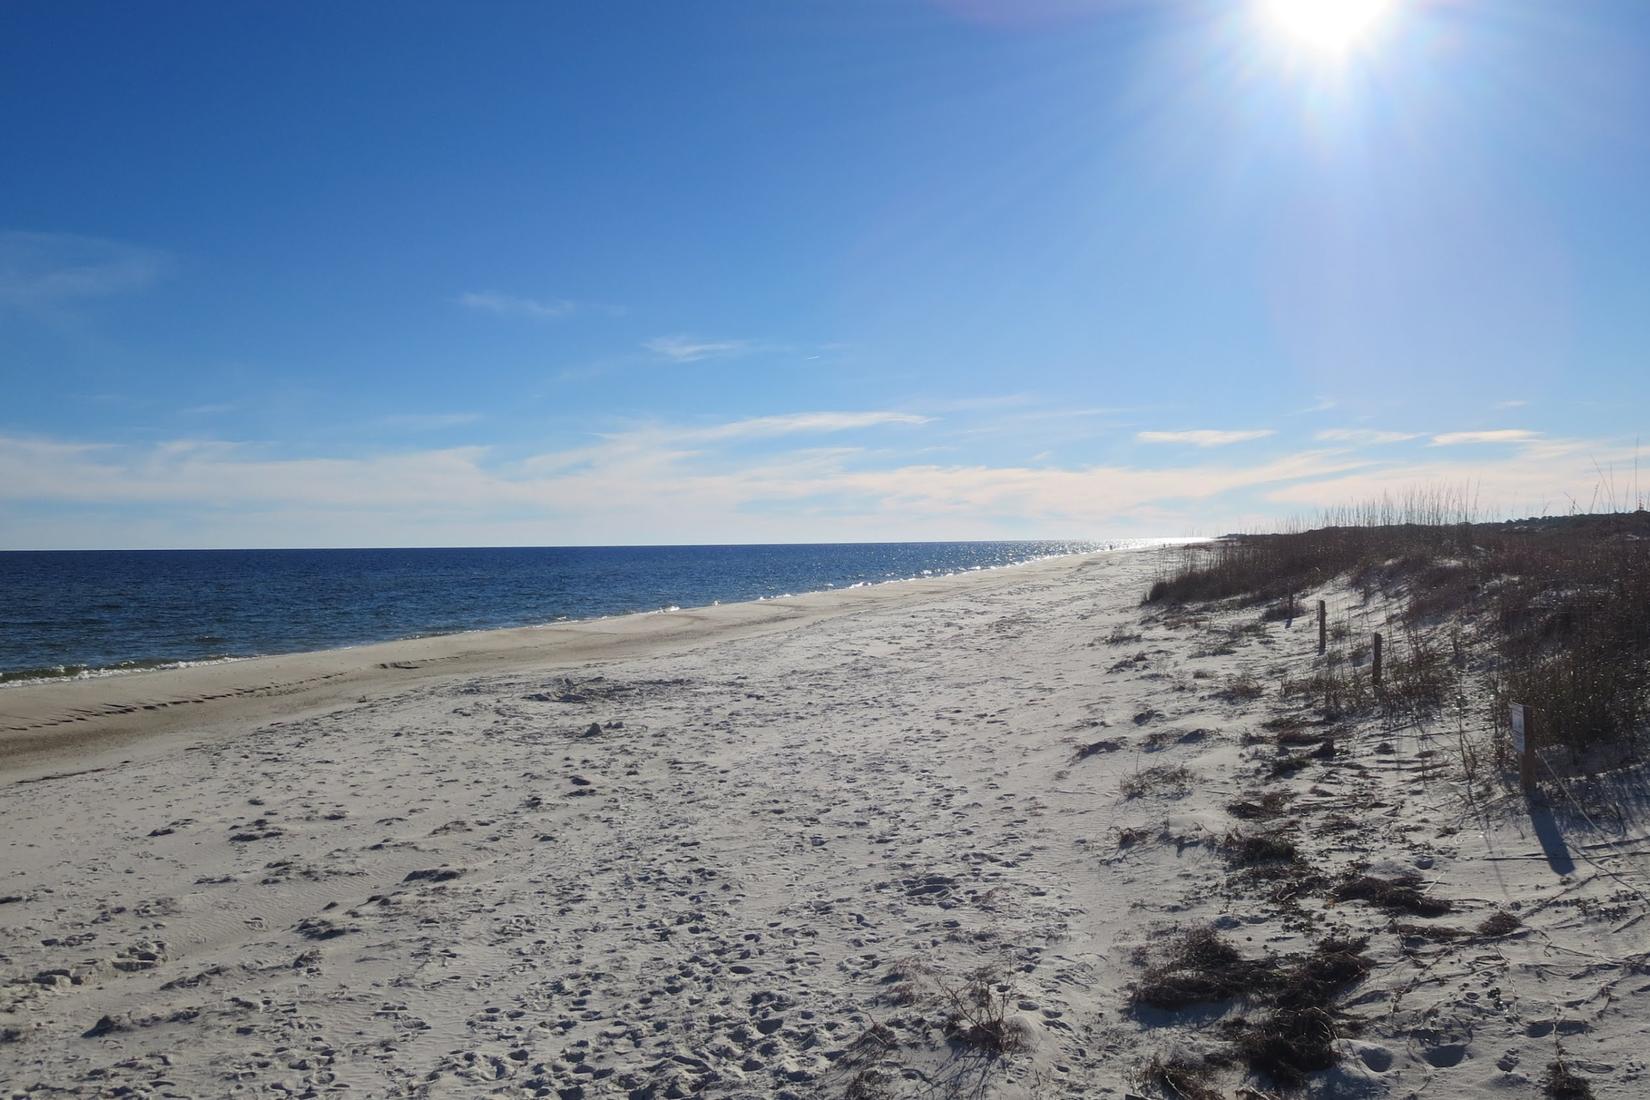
[{"left": 0, "top": 541, "right": 1127, "bottom": 684}]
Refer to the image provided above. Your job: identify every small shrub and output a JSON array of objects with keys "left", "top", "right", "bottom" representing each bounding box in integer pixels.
[
  {"left": 941, "top": 969, "right": 1027, "bottom": 1055},
  {"left": 1381, "top": 627, "right": 1452, "bottom": 717},
  {"left": 839, "top": 1024, "right": 899, "bottom": 1099},
  {"left": 1543, "top": 1058, "right": 1597, "bottom": 1100}
]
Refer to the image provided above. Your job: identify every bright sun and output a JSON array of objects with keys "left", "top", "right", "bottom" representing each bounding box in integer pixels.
[{"left": 1265, "top": 0, "right": 1394, "bottom": 53}]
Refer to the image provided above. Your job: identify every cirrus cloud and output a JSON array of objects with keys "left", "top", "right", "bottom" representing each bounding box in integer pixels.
[
  {"left": 1430, "top": 429, "right": 1541, "bottom": 446},
  {"left": 1136, "top": 429, "right": 1276, "bottom": 447},
  {"left": 457, "top": 291, "right": 578, "bottom": 319},
  {"left": 643, "top": 335, "right": 752, "bottom": 363},
  {"left": 1315, "top": 428, "right": 1421, "bottom": 446},
  {"left": 0, "top": 230, "right": 169, "bottom": 311}
]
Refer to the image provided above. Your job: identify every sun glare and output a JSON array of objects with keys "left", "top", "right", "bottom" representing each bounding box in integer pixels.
[{"left": 1265, "top": 0, "right": 1394, "bottom": 53}]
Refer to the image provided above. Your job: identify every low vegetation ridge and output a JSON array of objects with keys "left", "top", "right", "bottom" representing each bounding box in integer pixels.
[{"left": 1147, "top": 509, "right": 1650, "bottom": 774}]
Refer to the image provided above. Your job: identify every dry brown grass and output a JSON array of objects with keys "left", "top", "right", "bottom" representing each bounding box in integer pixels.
[
  {"left": 1129, "top": 926, "right": 1373, "bottom": 1087},
  {"left": 939, "top": 968, "right": 1028, "bottom": 1056},
  {"left": 1332, "top": 872, "right": 1452, "bottom": 917},
  {"left": 1543, "top": 1057, "right": 1597, "bottom": 1099},
  {"left": 1130, "top": 1055, "right": 1224, "bottom": 1100},
  {"left": 1120, "top": 763, "right": 1194, "bottom": 800},
  {"left": 1149, "top": 508, "right": 1650, "bottom": 771}
]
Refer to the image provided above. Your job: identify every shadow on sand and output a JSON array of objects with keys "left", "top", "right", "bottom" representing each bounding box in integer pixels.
[{"left": 1525, "top": 794, "right": 1576, "bottom": 876}]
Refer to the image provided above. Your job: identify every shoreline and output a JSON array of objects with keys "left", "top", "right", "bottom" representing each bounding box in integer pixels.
[
  {"left": 0, "top": 542, "right": 1149, "bottom": 692},
  {"left": 0, "top": 546, "right": 1128, "bottom": 778}
]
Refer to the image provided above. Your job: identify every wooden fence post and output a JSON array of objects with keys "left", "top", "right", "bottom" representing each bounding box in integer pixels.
[
  {"left": 1372, "top": 633, "right": 1383, "bottom": 687},
  {"left": 1511, "top": 702, "right": 1536, "bottom": 794},
  {"left": 1317, "top": 600, "right": 1327, "bottom": 655}
]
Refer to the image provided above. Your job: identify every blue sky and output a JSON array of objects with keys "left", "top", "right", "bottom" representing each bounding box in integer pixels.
[{"left": 3, "top": 0, "right": 1648, "bottom": 548}]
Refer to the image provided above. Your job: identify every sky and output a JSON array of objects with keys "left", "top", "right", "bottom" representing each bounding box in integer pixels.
[{"left": 3, "top": 0, "right": 1649, "bottom": 549}]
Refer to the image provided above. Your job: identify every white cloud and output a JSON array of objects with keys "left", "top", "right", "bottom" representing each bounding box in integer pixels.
[
  {"left": 644, "top": 335, "right": 752, "bottom": 362},
  {"left": 457, "top": 291, "right": 577, "bottom": 319},
  {"left": 1265, "top": 435, "right": 1644, "bottom": 517},
  {"left": 1136, "top": 429, "right": 1276, "bottom": 447},
  {"left": 11, "top": 416, "right": 1636, "bottom": 548},
  {"left": 689, "top": 411, "right": 930, "bottom": 441},
  {"left": 0, "top": 419, "right": 1360, "bottom": 547},
  {"left": 1430, "top": 429, "right": 1541, "bottom": 446},
  {"left": 1315, "top": 428, "right": 1421, "bottom": 446},
  {"left": 0, "top": 230, "right": 168, "bottom": 310}
]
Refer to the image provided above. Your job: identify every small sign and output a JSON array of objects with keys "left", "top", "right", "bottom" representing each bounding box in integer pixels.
[{"left": 1510, "top": 703, "right": 1528, "bottom": 755}]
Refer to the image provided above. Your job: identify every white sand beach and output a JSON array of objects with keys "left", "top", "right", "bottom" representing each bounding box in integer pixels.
[{"left": 3, "top": 546, "right": 1646, "bottom": 1098}]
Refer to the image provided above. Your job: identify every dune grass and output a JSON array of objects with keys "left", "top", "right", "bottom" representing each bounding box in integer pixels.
[{"left": 1147, "top": 501, "right": 1650, "bottom": 772}]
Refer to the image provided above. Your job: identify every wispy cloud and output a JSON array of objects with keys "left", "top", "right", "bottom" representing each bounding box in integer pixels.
[
  {"left": 0, "top": 230, "right": 169, "bottom": 311},
  {"left": 376, "top": 412, "right": 484, "bottom": 431},
  {"left": 689, "top": 411, "right": 930, "bottom": 441},
  {"left": 11, "top": 412, "right": 1636, "bottom": 548},
  {"left": 1495, "top": 399, "right": 1530, "bottom": 410},
  {"left": 1430, "top": 429, "right": 1541, "bottom": 446},
  {"left": 457, "top": 291, "right": 578, "bottom": 319},
  {"left": 644, "top": 335, "right": 752, "bottom": 363},
  {"left": 0, "top": 428, "right": 1361, "bottom": 547},
  {"left": 1296, "top": 396, "right": 1337, "bottom": 415},
  {"left": 1267, "top": 435, "right": 1643, "bottom": 516},
  {"left": 179, "top": 403, "right": 238, "bottom": 417},
  {"left": 1137, "top": 429, "right": 1275, "bottom": 447},
  {"left": 1315, "top": 428, "right": 1421, "bottom": 446},
  {"left": 933, "top": 393, "right": 1040, "bottom": 413}
]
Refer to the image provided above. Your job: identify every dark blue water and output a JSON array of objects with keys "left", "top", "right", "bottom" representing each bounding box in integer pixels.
[{"left": 0, "top": 541, "right": 1121, "bottom": 684}]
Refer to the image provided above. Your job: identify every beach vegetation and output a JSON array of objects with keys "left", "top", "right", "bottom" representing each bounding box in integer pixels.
[
  {"left": 1226, "top": 789, "right": 1292, "bottom": 820},
  {"left": 1129, "top": 1054, "right": 1224, "bottom": 1100},
  {"left": 1543, "top": 1056, "right": 1597, "bottom": 1099},
  {"left": 1120, "top": 763, "right": 1194, "bottom": 800},
  {"left": 939, "top": 967, "right": 1029, "bottom": 1056},
  {"left": 1129, "top": 925, "right": 1374, "bottom": 1088},
  {"left": 1146, "top": 500, "right": 1650, "bottom": 777},
  {"left": 1331, "top": 872, "right": 1452, "bottom": 917}
]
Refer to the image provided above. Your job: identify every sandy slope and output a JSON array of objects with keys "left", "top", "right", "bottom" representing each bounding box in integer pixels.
[{"left": 2, "top": 547, "right": 1647, "bottom": 1098}]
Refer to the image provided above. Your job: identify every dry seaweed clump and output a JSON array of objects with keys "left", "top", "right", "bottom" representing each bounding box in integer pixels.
[
  {"left": 1227, "top": 789, "right": 1292, "bottom": 820},
  {"left": 1071, "top": 737, "right": 1123, "bottom": 762},
  {"left": 1222, "top": 936, "right": 1372, "bottom": 1086},
  {"left": 1130, "top": 925, "right": 1271, "bottom": 1011},
  {"left": 1129, "top": 925, "right": 1373, "bottom": 1089},
  {"left": 1221, "top": 829, "right": 1299, "bottom": 867},
  {"left": 1332, "top": 872, "right": 1452, "bottom": 917},
  {"left": 1130, "top": 1055, "right": 1224, "bottom": 1100},
  {"left": 1120, "top": 764, "right": 1194, "bottom": 800}
]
